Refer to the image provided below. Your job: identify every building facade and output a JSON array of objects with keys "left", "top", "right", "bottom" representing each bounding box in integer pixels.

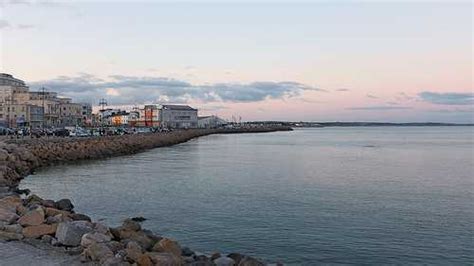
[
  {"left": 198, "top": 115, "right": 227, "bottom": 128},
  {"left": 160, "top": 105, "right": 198, "bottom": 129},
  {"left": 0, "top": 73, "right": 90, "bottom": 128}
]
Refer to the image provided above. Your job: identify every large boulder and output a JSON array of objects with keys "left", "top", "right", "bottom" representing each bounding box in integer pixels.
[
  {"left": 145, "top": 252, "right": 182, "bottom": 266},
  {"left": 23, "top": 223, "right": 58, "bottom": 238},
  {"left": 45, "top": 207, "right": 70, "bottom": 217},
  {"left": 0, "top": 223, "right": 22, "bottom": 233},
  {"left": 70, "top": 213, "right": 91, "bottom": 222},
  {"left": 151, "top": 238, "right": 181, "bottom": 257},
  {"left": 18, "top": 207, "right": 45, "bottom": 226},
  {"left": 0, "top": 207, "right": 19, "bottom": 224},
  {"left": 0, "top": 195, "right": 22, "bottom": 212},
  {"left": 84, "top": 242, "right": 114, "bottom": 262},
  {"left": 55, "top": 221, "right": 94, "bottom": 246},
  {"left": 80, "top": 232, "right": 112, "bottom": 248},
  {"left": 136, "top": 254, "right": 153, "bottom": 266},
  {"left": 115, "top": 229, "right": 154, "bottom": 250},
  {"left": 122, "top": 219, "right": 141, "bottom": 231},
  {"left": 125, "top": 241, "right": 143, "bottom": 263}
]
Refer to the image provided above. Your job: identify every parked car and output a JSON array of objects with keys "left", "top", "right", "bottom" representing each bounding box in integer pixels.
[
  {"left": 0, "top": 126, "right": 14, "bottom": 135},
  {"left": 53, "top": 128, "right": 70, "bottom": 137}
]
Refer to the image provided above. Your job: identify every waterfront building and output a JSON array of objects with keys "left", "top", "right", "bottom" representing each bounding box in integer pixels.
[
  {"left": 0, "top": 74, "right": 29, "bottom": 127},
  {"left": 81, "top": 103, "right": 93, "bottom": 125},
  {"left": 110, "top": 111, "right": 130, "bottom": 126},
  {"left": 198, "top": 115, "right": 227, "bottom": 128},
  {"left": 127, "top": 110, "right": 140, "bottom": 127},
  {"left": 0, "top": 73, "right": 91, "bottom": 128},
  {"left": 160, "top": 104, "right": 198, "bottom": 129}
]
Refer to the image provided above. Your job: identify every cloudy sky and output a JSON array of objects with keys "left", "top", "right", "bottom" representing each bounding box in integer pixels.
[{"left": 0, "top": 0, "right": 472, "bottom": 122}]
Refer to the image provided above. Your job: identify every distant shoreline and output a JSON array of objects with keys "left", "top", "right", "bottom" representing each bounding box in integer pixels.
[{"left": 251, "top": 122, "right": 474, "bottom": 127}]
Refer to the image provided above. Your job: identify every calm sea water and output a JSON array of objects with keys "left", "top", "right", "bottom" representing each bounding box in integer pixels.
[{"left": 21, "top": 127, "right": 474, "bottom": 264}]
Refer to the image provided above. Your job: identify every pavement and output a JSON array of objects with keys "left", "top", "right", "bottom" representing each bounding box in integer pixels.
[{"left": 0, "top": 240, "right": 90, "bottom": 266}]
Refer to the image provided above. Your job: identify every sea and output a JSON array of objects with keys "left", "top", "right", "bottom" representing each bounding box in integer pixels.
[{"left": 21, "top": 127, "right": 474, "bottom": 265}]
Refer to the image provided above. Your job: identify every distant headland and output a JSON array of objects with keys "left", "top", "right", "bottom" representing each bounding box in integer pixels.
[{"left": 252, "top": 121, "right": 474, "bottom": 127}]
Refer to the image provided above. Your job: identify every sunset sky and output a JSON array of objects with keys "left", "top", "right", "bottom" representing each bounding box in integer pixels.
[{"left": 0, "top": 0, "right": 472, "bottom": 122}]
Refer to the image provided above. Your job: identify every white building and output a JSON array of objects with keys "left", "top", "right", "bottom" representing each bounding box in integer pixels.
[
  {"left": 160, "top": 105, "right": 198, "bottom": 129},
  {"left": 198, "top": 115, "right": 227, "bottom": 128}
]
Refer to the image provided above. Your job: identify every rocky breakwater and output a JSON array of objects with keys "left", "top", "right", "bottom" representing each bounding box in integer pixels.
[
  {"left": 0, "top": 193, "right": 269, "bottom": 265},
  {"left": 0, "top": 127, "right": 292, "bottom": 188},
  {"left": 0, "top": 126, "right": 291, "bottom": 265}
]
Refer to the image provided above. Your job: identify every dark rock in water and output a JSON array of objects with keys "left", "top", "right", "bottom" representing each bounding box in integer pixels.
[
  {"left": 13, "top": 188, "right": 30, "bottom": 196},
  {"left": 227, "top": 253, "right": 244, "bottom": 264},
  {"left": 55, "top": 199, "right": 74, "bottom": 211},
  {"left": 70, "top": 213, "right": 91, "bottom": 222},
  {"left": 181, "top": 246, "right": 195, "bottom": 256},
  {"left": 131, "top": 216, "right": 147, "bottom": 222}
]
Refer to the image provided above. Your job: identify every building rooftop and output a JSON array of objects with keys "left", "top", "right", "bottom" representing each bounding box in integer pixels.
[
  {"left": 0, "top": 73, "right": 27, "bottom": 87},
  {"left": 162, "top": 104, "right": 197, "bottom": 111}
]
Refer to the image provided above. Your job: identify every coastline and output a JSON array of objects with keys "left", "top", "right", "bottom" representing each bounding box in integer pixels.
[{"left": 0, "top": 126, "right": 291, "bottom": 265}]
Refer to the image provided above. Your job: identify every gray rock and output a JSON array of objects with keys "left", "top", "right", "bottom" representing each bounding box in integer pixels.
[
  {"left": 238, "top": 256, "right": 265, "bottom": 266},
  {"left": 55, "top": 199, "right": 74, "bottom": 211},
  {"left": 2, "top": 223, "right": 22, "bottom": 233},
  {"left": 55, "top": 221, "right": 94, "bottom": 246},
  {"left": 122, "top": 219, "right": 141, "bottom": 231},
  {"left": 80, "top": 232, "right": 112, "bottom": 248},
  {"left": 84, "top": 242, "right": 114, "bottom": 262},
  {"left": 0, "top": 230, "right": 23, "bottom": 241},
  {"left": 70, "top": 213, "right": 91, "bottom": 222},
  {"left": 40, "top": 234, "right": 53, "bottom": 244}
]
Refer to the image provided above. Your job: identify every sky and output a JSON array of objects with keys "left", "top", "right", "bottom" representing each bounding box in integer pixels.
[{"left": 0, "top": 0, "right": 472, "bottom": 122}]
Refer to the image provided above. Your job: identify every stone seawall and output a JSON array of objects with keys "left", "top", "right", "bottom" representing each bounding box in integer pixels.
[
  {"left": 0, "top": 126, "right": 291, "bottom": 265},
  {"left": 0, "top": 127, "right": 292, "bottom": 188}
]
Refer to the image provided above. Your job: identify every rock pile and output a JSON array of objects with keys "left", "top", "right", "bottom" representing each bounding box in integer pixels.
[
  {"left": 0, "top": 193, "right": 269, "bottom": 265},
  {"left": 1, "top": 127, "right": 292, "bottom": 189}
]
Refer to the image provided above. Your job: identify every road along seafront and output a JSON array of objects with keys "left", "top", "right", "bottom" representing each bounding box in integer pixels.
[{"left": 0, "top": 126, "right": 291, "bottom": 266}]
